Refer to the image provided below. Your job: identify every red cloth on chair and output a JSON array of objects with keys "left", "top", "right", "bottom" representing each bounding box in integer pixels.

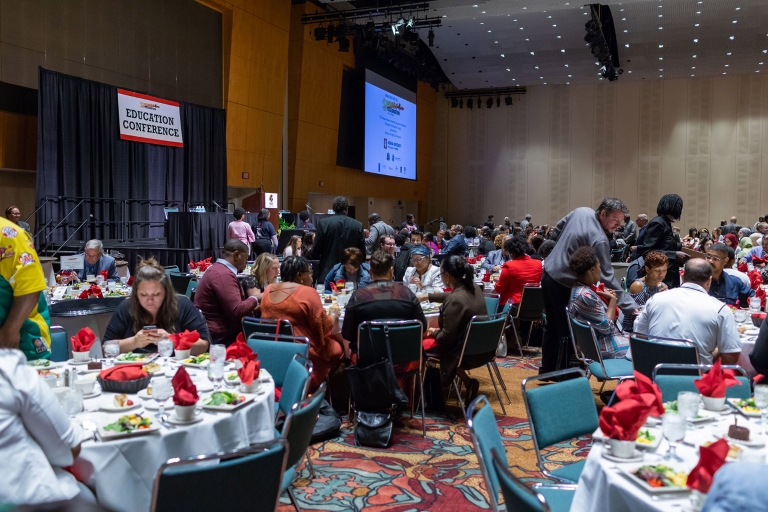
[{"left": 422, "top": 337, "right": 438, "bottom": 351}]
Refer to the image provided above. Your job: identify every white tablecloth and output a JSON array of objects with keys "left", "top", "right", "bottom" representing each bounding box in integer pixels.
[
  {"left": 62, "top": 363, "right": 275, "bottom": 512},
  {"left": 571, "top": 409, "right": 766, "bottom": 512},
  {"left": 739, "top": 334, "right": 757, "bottom": 377}
]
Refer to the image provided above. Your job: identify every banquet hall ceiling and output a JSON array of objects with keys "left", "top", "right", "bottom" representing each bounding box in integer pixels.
[{"left": 314, "top": 0, "right": 768, "bottom": 89}]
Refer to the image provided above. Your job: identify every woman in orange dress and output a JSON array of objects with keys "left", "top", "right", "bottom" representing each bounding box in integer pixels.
[{"left": 260, "top": 256, "right": 344, "bottom": 390}]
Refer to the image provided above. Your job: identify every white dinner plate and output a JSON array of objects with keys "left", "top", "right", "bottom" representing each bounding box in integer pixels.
[
  {"left": 728, "top": 398, "right": 762, "bottom": 417},
  {"left": 29, "top": 361, "right": 63, "bottom": 370},
  {"left": 601, "top": 449, "right": 644, "bottom": 463},
  {"left": 616, "top": 464, "right": 691, "bottom": 495},
  {"left": 200, "top": 393, "right": 254, "bottom": 411},
  {"left": 114, "top": 356, "right": 156, "bottom": 365},
  {"left": 137, "top": 389, "right": 153, "bottom": 400},
  {"left": 224, "top": 372, "right": 240, "bottom": 385},
  {"left": 143, "top": 399, "right": 175, "bottom": 410},
  {"left": 66, "top": 359, "right": 91, "bottom": 366},
  {"left": 99, "top": 400, "right": 141, "bottom": 412},
  {"left": 193, "top": 380, "right": 214, "bottom": 392},
  {"left": 725, "top": 434, "right": 766, "bottom": 448},
  {"left": 98, "top": 422, "right": 160, "bottom": 440},
  {"left": 167, "top": 412, "right": 203, "bottom": 425},
  {"left": 82, "top": 390, "right": 101, "bottom": 399}
]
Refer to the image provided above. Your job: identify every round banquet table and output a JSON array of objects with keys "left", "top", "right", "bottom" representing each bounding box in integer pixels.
[
  {"left": 570, "top": 407, "right": 767, "bottom": 512},
  {"left": 60, "top": 361, "right": 275, "bottom": 512}
]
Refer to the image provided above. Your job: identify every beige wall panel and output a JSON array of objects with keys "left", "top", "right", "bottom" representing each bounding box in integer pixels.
[
  {"left": 485, "top": 104, "right": 509, "bottom": 220},
  {"left": 526, "top": 86, "right": 550, "bottom": 223},
  {"left": 446, "top": 106, "right": 468, "bottom": 223},
  {"left": 708, "top": 76, "right": 740, "bottom": 227},
  {"left": 569, "top": 85, "right": 595, "bottom": 211},
  {"left": 613, "top": 82, "right": 641, "bottom": 216}
]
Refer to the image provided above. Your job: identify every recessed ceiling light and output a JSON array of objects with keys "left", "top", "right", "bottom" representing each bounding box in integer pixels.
[
  {"left": 723, "top": 72, "right": 727, "bottom": 74},
  {"left": 525, "top": 38, "right": 529, "bottom": 41},
  {"left": 540, "top": 77, "right": 543, "bottom": 79},
  {"left": 488, "top": 30, "right": 492, "bottom": 32},
  {"left": 691, "top": 74, "right": 695, "bottom": 77},
  {"left": 693, "top": 54, "right": 697, "bottom": 58},
  {"left": 548, "top": 15, "right": 552, "bottom": 18},
  {"left": 730, "top": 36, "right": 735, "bottom": 40},
  {"left": 530, "top": 52, "right": 535, "bottom": 55},
  {"left": 695, "top": 23, "right": 700, "bottom": 27},
  {"left": 628, "top": 70, "right": 632, "bottom": 73},
  {"left": 659, "top": 14, "right": 663, "bottom": 17},
  {"left": 557, "top": 35, "right": 561, "bottom": 39},
  {"left": 552, "top": 24, "right": 557, "bottom": 27},
  {"left": 692, "top": 66, "right": 696, "bottom": 69},
  {"left": 622, "top": 18, "right": 626, "bottom": 21},
  {"left": 522, "top": 6, "right": 527, "bottom": 9},
  {"left": 535, "top": 66, "right": 539, "bottom": 69},
  {"left": 659, "top": 68, "right": 663, "bottom": 71},
  {"left": 760, "top": 62, "right": 764, "bottom": 65},
  {"left": 480, "top": 22, "right": 484, "bottom": 24},
  {"left": 659, "top": 57, "right": 663, "bottom": 60},
  {"left": 733, "top": 20, "right": 738, "bottom": 23},
  {"left": 494, "top": 41, "right": 498, "bottom": 43},
  {"left": 659, "top": 44, "right": 664, "bottom": 48},
  {"left": 561, "top": 49, "right": 565, "bottom": 52},
  {"left": 660, "top": 75, "right": 663, "bottom": 77},
  {"left": 624, "top": 30, "right": 628, "bottom": 33},
  {"left": 764, "top": 50, "right": 768, "bottom": 53},
  {"left": 513, "top": 19, "right": 517, "bottom": 22},
  {"left": 565, "top": 64, "right": 569, "bottom": 67},
  {"left": 501, "top": 54, "right": 505, "bottom": 57},
  {"left": 520, "top": 27, "right": 524, "bottom": 30},
  {"left": 506, "top": 68, "right": 510, "bottom": 71},
  {"left": 694, "top": 39, "right": 698, "bottom": 42},
  {"left": 481, "top": 11, "right": 486, "bottom": 13},
  {"left": 727, "top": 52, "right": 732, "bottom": 55},
  {"left": 568, "top": 74, "right": 572, "bottom": 77},
  {"left": 472, "top": 4, "right": 478, "bottom": 7},
  {"left": 736, "top": 6, "right": 740, "bottom": 9},
  {"left": 659, "top": 27, "right": 663, "bottom": 30},
  {"left": 625, "top": 44, "right": 630, "bottom": 48},
  {"left": 725, "top": 64, "right": 729, "bottom": 67},
  {"left": 566, "top": 82, "right": 570, "bottom": 85},
  {"left": 696, "top": 11, "right": 701, "bottom": 14}
]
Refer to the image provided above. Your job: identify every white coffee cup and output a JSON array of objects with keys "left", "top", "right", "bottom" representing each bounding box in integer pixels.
[
  {"left": 74, "top": 379, "right": 95, "bottom": 395},
  {"left": 240, "top": 380, "right": 260, "bottom": 393},
  {"left": 700, "top": 395, "right": 726, "bottom": 412},
  {"left": 609, "top": 438, "right": 636, "bottom": 458},
  {"left": 43, "top": 374, "right": 58, "bottom": 388},
  {"left": 72, "top": 351, "right": 90, "bottom": 362},
  {"left": 174, "top": 349, "right": 191, "bottom": 360},
  {"left": 174, "top": 404, "right": 199, "bottom": 421}
]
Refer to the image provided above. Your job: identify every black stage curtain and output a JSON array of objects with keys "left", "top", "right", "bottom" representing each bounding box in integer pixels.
[
  {"left": 36, "top": 68, "right": 227, "bottom": 243},
  {"left": 165, "top": 212, "right": 261, "bottom": 249}
]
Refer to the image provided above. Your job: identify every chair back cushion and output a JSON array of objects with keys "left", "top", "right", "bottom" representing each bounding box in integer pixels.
[
  {"left": 570, "top": 317, "right": 601, "bottom": 362},
  {"left": 169, "top": 273, "right": 194, "bottom": 295},
  {"left": 154, "top": 441, "right": 285, "bottom": 512},
  {"left": 630, "top": 336, "right": 699, "bottom": 379},
  {"left": 463, "top": 316, "right": 506, "bottom": 357},
  {"left": 357, "top": 322, "right": 422, "bottom": 367},
  {"left": 50, "top": 330, "right": 68, "bottom": 363},
  {"left": 484, "top": 296, "right": 500, "bottom": 316},
  {"left": 525, "top": 377, "right": 598, "bottom": 449},
  {"left": 655, "top": 375, "right": 752, "bottom": 402},
  {"left": 185, "top": 280, "right": 198, "bottom": 299},
  {"left": 246, "top": 337, "right": 308, "bottom": 387},
  {"left": 492, "top": 449, "right": 544, "bottom": 512},
  {"left": 468, "top": 398, "right": 507, "bottom": 506},
  {"left": 242, "top": 317, "right": 294, "bottom": 340},
  {"left": 283, "top": 385, "right": 326, "bottom": 468},
  {"left": 278, "top": 359, "right": 310, "bottom": 416},
  {"left": 518, "top": 287, "right": 545, "bottom": 321}
]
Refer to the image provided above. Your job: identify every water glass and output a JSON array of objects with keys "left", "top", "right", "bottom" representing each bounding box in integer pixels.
[
  {"left": 61, "top": 389, "right": 83, "bottom": 419},
  {"left": 103, "top": 340, "right": 120, "bottom": 366},
  {"left": 152, "top": 378, "right": 173, "bottom": 418},
  {"left": 120, "top": 276, "right": 128, "bottom": 287},
  {"left": 750, "top": 297, "right": 762, "bottom": 312},
  {"left": 754, "top": 385, "right": 768, "bottom": 428},
  {"left": 210, "top": 344, "right": 226, "bottom": 364},
  {"left": 96, "top": 275, "right": 105, "bottom": 287},
  {"left": 677, "top": 391, "right": 700, "bottom": 422},
  {"left": 662, "top": 413, "right": 686, "bottom": 462},
  {"left": 336, "top": 292, "right": 350, "bottom": 308},
  {"left": 158, "top": 338, "right": 174, "bottom": 365},
  {"left": 734, "top": 309, "right": 747, "bottom": 324},
  {"left": 208, "top": 360, "right": 224, "bottom": 392},
  {"left": 316, "top": 284, "right": 325, "bottom": 294}
]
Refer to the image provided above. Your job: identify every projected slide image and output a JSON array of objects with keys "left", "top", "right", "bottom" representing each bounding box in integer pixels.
[{"left": 364, "top": 80, "right": 417, "bottom": 180}]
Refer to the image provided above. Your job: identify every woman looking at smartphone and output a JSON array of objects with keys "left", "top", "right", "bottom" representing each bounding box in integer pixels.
[{"left": 103, "top": 258, "right": 209, "bottom": 354}]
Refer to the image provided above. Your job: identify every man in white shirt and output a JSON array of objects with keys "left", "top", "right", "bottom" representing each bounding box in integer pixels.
[
  {"left": 634, "top": 259, "right": 742, "bottom": 365},
  {"left": 0, "top": 348, "right": 89, "bottom": 505}
]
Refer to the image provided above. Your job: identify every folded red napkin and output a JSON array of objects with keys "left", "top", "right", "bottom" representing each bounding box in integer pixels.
[
  {"left": 755, "top": 374, "right": 765, "bottom": 384},
  {"left": 99, "top": 270, "right": 108, "bottom": 280},
  {"left": 71, "top": 327, "right": 96, "bottom": 353},
  {"left": 172, "top": 366, "right": 199, "bottom": 406},
  {"left": 127, "top": 276, "right": 134, "bottom": 286},
  {"left": 237, "top": 354, "right": 260, "bottom": 386},
  {"left": 78, "top": 284, "right": 103, "bottom": 299},
  {"left": 753, "top": 256, "right": 768, "bottom": 265},
  {"left": 615, "top": 371, "right": 665, "bottom": 417},
  {"left": 466, "top": 257, "right": 477, "bottom": 264},
  {"left": 226, "top": 338, "right": 253, "bottom": 360},
  {"left": 482, "top": 271, "right": 490, "bottom": 283},
  {"left": 100, "top": 363, "right": 148, "bottom": 381},
  {"left": 687, "top": 438, "right": 729, "bottom": 493},
  {"left": 694, "top": 360, "right": 741, "bottom": 398},
  {"left": 189, "top": 257, "right": 212, "bottom": 272},
  {"left": 168, "top": 330, "right": 199, "bottom": 351},
  {"left": 335, "top": 279, "right": 346, "bottom": 289},
  {"left": 738, "top": 262, "right": 749, "bottom": 273},
  {"left": 756, "top": 288, "right": 766, "bottom": 309},
  {"left": 599, "top": 397, "right": 653, "bottom": 441},
  {"left": 328, "top": 281, "right": 338, "bottom": 292},
  {"left": 748, "top": 269, "right": 763, "bottom": 290},
  {"left": 590, "top": 282, "right": 620, "bottom": 317}
]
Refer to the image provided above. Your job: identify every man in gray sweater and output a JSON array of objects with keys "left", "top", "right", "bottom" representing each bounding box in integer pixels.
[
  {"left": 365, "top": 213, "right": 395, "bottom": 254},
  {"left": 540, "top": 198, "right": 638, "bottom": 376}
]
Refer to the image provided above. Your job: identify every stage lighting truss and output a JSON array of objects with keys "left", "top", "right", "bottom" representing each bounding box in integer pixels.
[
  {"left": 584, "top": 4, "right": 623, "bottom": 81},
  {"left": 445, "top": 87, "right": 526, "bottom": 110}
]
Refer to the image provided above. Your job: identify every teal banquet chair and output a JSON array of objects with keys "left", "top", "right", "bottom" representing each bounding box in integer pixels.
[
  {"left": 49, "top": 325, "right": 68, "bottom": 363},
  {"left": 149, "top": 438, "right": 287, "bottom": 512},
  {"left": 629, "top": 333, "right": 700, "bottom": 379},
  {"left": 652, "top": 363, "right": 752, "bottom": 402},
  {"left": 246, "top": 333, "right": 310, "bottom": 388},
  {"left": 521, "top": 368, "right": 599, "bottom": 484},
  {"left": 491, "top": 448, "right": 575, "bottom": 512},
  {"left": 242, "top": 316, "right": 294, "bottom": 340},
  {"left": 274, "top": 353, "right": 313, "bottom": 420}
]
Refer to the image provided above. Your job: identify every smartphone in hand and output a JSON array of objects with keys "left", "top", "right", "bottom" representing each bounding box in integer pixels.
[{"left": 143, "top": 325, "right": 157, "bottom": 331}]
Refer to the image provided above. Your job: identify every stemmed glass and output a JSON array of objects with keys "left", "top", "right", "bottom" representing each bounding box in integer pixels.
[
  {"left": 208, "top": 360, "right": 224, "bottom": 392},
  {"left": 152, "top": 378, "right": 173, "bottom": 419},
  {"left": 61, "top": 389, "right": 83, "bottom": 419},
  {"left": 120, "top": 276, "right": 128, "bottom": 287},
  {"left": 677, "top": 391, "right": 700, "bottom": 427},
  {"left": 210, "top": 344, "right": 226, "bottom": 364},
  {"left": 103, "top": 340, "right": 120, "bottom": 367},
  {"left": 662, "top": 413, "right": 686, "bottom": 462},
  {"left": 753, "top": 385, "right": 768, "bottom": 430},
  {"left": 158, "top": 338, "right": 174, "bottom": 366}
]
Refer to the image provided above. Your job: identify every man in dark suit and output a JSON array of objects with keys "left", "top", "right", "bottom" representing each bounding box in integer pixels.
[
  {"left": 309, "top": 196, "right": 366, "bottom": 281},
  {"left": 75, "top": 239, "right": 118, "bottom": 281}
]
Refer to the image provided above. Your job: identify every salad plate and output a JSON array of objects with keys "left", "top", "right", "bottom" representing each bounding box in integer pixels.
[
  {"left": 728, "top": 398, "right": 762, "bottom": 417},
  {"left": 593, "top": 427, "right": 663, "bottom": 450},
  {"left": 66, "top": 359, "right": 91, "bottom": 366},
  {"left": 28, "top": 359, "right": 61, "bottom": 369},
  {"left": 181, "top": 353, "right": 211, "bottom": 368},
  {"left": 201, "top": 391, "right": 253, "bottom": 411},
  {"left": 114, "top": 352, "right": 157, "bottom": 364},
  {"left": 617, "top": 464, "right": 690, "bottom": 494},
  {"left": 99, "top": 399, "right": 141, "bottom": 413},
  {"left": 98, "top": 414, "right": 160, "bottom": 440},
  {"left": 663, "top": 401, "right": 722, "bottom": 423}
]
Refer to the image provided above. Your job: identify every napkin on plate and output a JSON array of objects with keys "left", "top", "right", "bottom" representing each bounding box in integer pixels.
[
  {"left": 71, "top": 327, "right": 97, "bottom": 353},
  {"left": 226, "top": 336, "right": 253, "bottom": 360},
  {"left": 599, "top": 397, "right": 653, "bottom": 441},
  {"left": 168, "top": 330, "right": 199, "bottom": 351},
  {"left": 172, "top": 366, "right": 199, "bottom": 406},
  {"left": 687, "top": 438, "right": 729, "bottom": 493},
  {"left": 237, "top": 354, "right": 260, "bottom": 386},
  {"left": 615, "top": 371, "right": 665, "bottom": 417},
  {"left": 100, "top": 363, "right": 148, "bottom": 381},
  {"left": 694, "top": 360, "right": 741, "bottom": 398}
]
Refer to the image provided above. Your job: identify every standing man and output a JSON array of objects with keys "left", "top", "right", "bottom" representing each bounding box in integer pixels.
[
  {"left": 365, "top": 213, "right": 394, "bottom": 254},
  {"left": 0, "top": 217, "right": 51, "bottom": 360},
  {"left": 483, "top": 215, "right": 495, "bottom": 230},
  {"left": 76, "top": 239, "right": 118, "bottom": 281},
  {"left": 309, "top": 196, "right": 366, "bottom": 281},
  {"left": 520, "top": 214, "right": 532, "bottom": 230},
  {"left": 622, "top": 213, "right": 637, "bottom": 247},
  {"left": 540, "top": 198, "right": 638, "bottom": 375}
]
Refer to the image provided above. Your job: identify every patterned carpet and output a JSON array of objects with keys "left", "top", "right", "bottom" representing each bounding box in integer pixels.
[{"left": 278, "top": 351, "right": 608, "bottom": 511}]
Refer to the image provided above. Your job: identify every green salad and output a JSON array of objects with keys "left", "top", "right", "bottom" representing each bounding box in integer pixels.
[
  {"left": 184, "top": 353, "right": 210, "bottom": 365},
  {"left": 27, "top": 359, "right": 51, "bottom": 367},
  {"left": 204, "top": 391, "right": 245, "bottom": 406},
  {"left": 637, "top": 429, "right": 656, "bottom": 445},
  {"left": 104, "top": 414, "right": 152, "bottom": 433},
  {"left": 226, "top": 372, "right": 239, "bottom": 381},
  {"left": 116, "top": 352, "right": 147, "bottom": 361}
]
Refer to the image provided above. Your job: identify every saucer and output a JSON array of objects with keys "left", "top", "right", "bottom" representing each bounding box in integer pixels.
[
  {"left": 602, "top": 449, "right": 644, "bottom": 463},
  {"left": 66, "top": 359, "right": 91, "bottom": 366},
  {"left": 167, "top": 413, "right": 203, "bottom": 425},
  {"left": 82, "top": 390, "right": 101, "bottom": 399}
]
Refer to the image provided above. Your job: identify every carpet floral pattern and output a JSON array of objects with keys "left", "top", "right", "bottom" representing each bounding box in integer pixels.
[{"left": 279, "top": 353, "right": 595, "bottom": 511}]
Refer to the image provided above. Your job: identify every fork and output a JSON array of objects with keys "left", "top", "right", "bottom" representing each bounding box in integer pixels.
[{"left": 156, "top": 413, "right": 176, "bottom": 430}]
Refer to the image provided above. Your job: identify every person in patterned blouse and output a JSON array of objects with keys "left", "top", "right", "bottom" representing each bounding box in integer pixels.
[{"left": 623, "top": 250, "right": 669, "bottom": 332}]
